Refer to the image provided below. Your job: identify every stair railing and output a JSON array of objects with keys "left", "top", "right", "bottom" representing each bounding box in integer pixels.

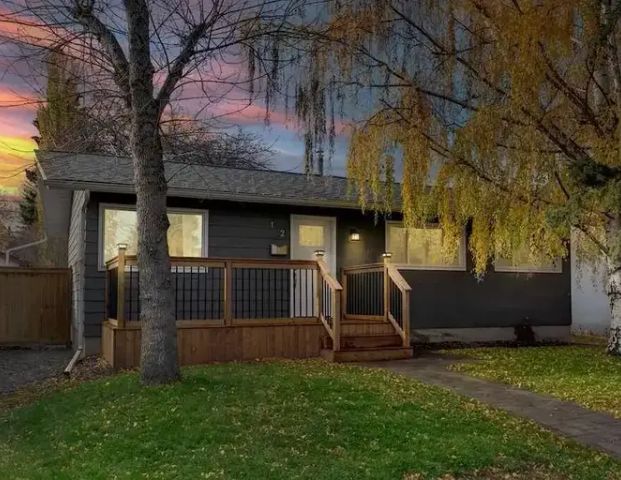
[
  {"left": 384, "top": 261, "right": 411, "bottom": 347},
  {"left": 314, "top": 254, "right": 343, "bottom": 351}
]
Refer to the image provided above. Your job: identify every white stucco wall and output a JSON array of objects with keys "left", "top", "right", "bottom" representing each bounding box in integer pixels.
[{"left": 571, "top": 231, "right": 610, "bottom": 336}]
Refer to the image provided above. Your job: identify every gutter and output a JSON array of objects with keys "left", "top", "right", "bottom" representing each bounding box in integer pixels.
[{"left": 4, "top": 235, "right": 47, "bottom": 265}]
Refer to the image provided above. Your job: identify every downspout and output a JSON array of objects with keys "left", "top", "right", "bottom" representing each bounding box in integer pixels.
[{"left": 4, "top": 235, "right": 47, "bottom": 265}]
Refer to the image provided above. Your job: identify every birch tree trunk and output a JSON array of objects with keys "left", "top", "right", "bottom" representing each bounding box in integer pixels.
[
  {"left": 606, "top": 216, "right": 621, "bottom": 355},
  {"left": 125, "top": 0, "right": 179, "bottom": 383}
]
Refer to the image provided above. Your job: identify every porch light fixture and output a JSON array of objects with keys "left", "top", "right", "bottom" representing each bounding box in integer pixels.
[
  {"left": 314, "top": 249, "right": 326, "bottom": 257},
  {"left": 349, "top": 229, "right": 360, "bottom": 241},
  {"left": 382, "top": 252, "right": 392, "bottom": 258}
]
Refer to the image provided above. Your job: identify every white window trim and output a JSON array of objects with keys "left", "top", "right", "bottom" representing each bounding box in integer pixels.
[
  {"left": 384, "top": 220, "right": 467, "bottom": 271},
  {"left": 493, "top": 258, "right": 562, "bottom": 274},
  {"left": 98, "top": 203, "right": 209, "bottom": 270}
]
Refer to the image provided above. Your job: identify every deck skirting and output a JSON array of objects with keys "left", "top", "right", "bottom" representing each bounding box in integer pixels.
[{"left": 102, "top": 320, "right": 326, "bottom": 370}]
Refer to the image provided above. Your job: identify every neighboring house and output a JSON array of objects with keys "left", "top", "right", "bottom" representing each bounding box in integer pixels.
[
  {"left": 570, "top": 231, "right": 610, "bottom": 336},
  {"left": 36, "top": 151, "right": 571, "bottom": 366}
]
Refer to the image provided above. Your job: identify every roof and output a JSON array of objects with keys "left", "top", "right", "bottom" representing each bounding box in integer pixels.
[{"left": 36, "top": 151, "right": 400, "bottom": 210}]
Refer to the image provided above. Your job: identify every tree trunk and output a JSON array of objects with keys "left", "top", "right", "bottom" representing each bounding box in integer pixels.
[
  {"left": 125, "top": 0, "right": 179, "bottom": 383},
  {"left": 606, "top": 216, "right": 621, "bottom": 355}
]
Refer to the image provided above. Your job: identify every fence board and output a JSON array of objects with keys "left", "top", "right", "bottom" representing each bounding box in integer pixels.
[{"left": 0, "top": 268, "right": 71, "bottom": 345}]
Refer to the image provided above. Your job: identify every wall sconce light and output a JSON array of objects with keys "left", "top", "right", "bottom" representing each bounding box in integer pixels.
[
  {"left": 349, "top": 229, "right": 360, "bottom": 241},
  {"left": 117, "top": 243, "right": 128, "bottom": 250},
  {"left": 314, "top": 249, "right": 326, "bottom": 257},
  {"left": 382, "top": 252, "right": 392, "bottom": 259}
]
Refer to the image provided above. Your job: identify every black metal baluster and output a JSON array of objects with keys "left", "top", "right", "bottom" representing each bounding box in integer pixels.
[
  {"left": 127, "top": 266, "right": 132, "bottom": 321},
  {"left": 136, "top": 268, "right": 140, "bottom": 321},
  {"left": 174, "top": 266, "right": 178, "bottom": 320},
  {"left": 260, "top": 268, "right": 264, "bottom": 319}
]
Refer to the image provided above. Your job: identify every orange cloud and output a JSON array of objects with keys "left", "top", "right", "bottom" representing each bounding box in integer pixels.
[{"left": 0, "top": 134, "right": 36, "bottom": 193}]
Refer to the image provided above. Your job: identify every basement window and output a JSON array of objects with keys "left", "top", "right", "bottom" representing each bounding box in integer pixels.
[{"left": 99, "top": 204, "right": 208, "bottom": 269}]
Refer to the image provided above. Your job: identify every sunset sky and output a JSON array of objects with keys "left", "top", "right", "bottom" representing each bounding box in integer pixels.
[
  {"left": 0, "top": 84, "right": 350, "bottom": 197},
  {"left": 0, "top": 3, "right": 359, "bottom": 198}
]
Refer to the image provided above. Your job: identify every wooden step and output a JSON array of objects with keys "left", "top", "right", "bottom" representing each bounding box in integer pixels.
[
  {"left": 320, "top": 346, "right": 413, "bottom": 362},
  {"left": 341, "top": 321, "right": 396, "bottom": 336},
  {"left": 340, "top": 334, "right": 403, "bottom": 350}
]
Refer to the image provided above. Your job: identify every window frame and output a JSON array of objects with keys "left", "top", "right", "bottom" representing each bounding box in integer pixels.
[
  {"left": 493, "top": 253, "right": 562, "bottom": 274},
  {"left": 98, "top": 203, "right": 209, "bottom": 270},
  {"left": 384, "top": 220, "right": 467, "bottom": 271}
]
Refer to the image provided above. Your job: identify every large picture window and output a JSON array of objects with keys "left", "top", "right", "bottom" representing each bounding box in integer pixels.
[
  {"left": 385, "top": 222, "right": 466, "bottom": 270},
  {"left": 99, "top": 205, "right": 207, "bottom": 268}
]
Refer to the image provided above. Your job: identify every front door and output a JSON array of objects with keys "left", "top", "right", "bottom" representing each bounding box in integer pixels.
[{"left": 290, "top": 215, "right": 337, "bottom": 317}]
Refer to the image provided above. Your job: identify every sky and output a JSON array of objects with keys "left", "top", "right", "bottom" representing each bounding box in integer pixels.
[
  {"left": 0, "top": 80, "right": 350, "bottom": 197},
  {"left": 0, "top": 38, "right": 351, "bottom": 199}
]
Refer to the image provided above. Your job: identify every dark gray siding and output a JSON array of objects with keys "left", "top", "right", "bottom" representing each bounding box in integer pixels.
[
  {"left": 81, "top": 192, "right": 570, "bottom": 341},
  {"left": 335, "top": 213, "right": 386, "bottom": 269},
  {"left": 209, "top": 208, "right": 290, "bottom": 258},
  {"left": 401, "top": 259, "right": 571, "bottom": 329},
  {"left": 67, "top": 190, "right": 88, "bottom": 345},
  {"left": 84, "top": 198, "right": 106, "bottom": 338}
]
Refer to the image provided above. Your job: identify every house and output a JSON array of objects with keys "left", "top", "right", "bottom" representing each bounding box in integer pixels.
[{"left": 36, "top": 151, "right": 571, "bottom": 368}]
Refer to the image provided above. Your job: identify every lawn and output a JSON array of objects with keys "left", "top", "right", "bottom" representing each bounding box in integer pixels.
[
  {"left": 0, "top": 360, "right": 619, "bottom": 480},
  {"left": 450, "top": 345, "right": 621, "bottom": 418}
]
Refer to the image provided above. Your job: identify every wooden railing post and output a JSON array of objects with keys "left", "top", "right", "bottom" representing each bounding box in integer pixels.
[
  {"left": 332, "top": 286, "right": 341, "bottom": 352},
  {"left": 340, "top": 270, "right": 347, "bottom": 318},
  {"left": 314, "top": 268, "right": 321, "bottom": 319},
  {"left": 315, "top": 253, "right": 343, "bottom": 352},
  {"left": 383, "top": 256, "right": 390, "bottom": 322},
  {"left": 224, "top": 260, "right": 233, "bottom": 326},
  {"left": 116, "top": 245, "right": 127, "bottom": 328},
  {"left": 402, "top": 289, "right": 411, "bottom": 347}
]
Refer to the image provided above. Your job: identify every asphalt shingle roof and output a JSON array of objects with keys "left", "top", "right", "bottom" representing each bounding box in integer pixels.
[{"left": 36, "top": 151, "right": 393, "bottom": 209}]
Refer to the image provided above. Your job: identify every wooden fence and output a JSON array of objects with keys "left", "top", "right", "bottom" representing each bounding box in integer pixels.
[{"left": 0, "top": 267, "right": 71, "bottom": 345}]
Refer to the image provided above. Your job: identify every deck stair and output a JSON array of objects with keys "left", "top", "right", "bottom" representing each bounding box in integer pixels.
[
  {"left": 320, "top": 320, "right": 413, "bottom": 362},
  {"left": 315, "top": 256, "right": 414, "bottom": 363}
]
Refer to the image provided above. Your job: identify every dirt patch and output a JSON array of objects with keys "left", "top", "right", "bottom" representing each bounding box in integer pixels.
[
  {"left": 403, "top": 467, "right": 567, "bottom": 480},
  {"left": 0, "top": 347, "right": 72, "bottom": 394},
  {"left": 0, "top": 354, "right": 113, "bottom": 413}
]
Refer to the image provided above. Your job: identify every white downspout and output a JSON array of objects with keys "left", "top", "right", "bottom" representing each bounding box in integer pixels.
[{"left": 4, "top": 235, "right": 47, "bottom": 265}]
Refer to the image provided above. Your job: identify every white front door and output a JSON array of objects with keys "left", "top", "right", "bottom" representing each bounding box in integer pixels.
[{"left": 290, "top": 215, "right": 337, "bottom": 317}]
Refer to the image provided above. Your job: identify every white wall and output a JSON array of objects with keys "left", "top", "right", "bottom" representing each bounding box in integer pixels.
[{"left": 571, "top": 231, "right": 610, "bottom": 336}]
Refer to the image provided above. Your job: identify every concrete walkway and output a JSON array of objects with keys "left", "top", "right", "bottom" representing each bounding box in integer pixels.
[{"left": 364, "top": 353, "right": 621, "bottom": 459}]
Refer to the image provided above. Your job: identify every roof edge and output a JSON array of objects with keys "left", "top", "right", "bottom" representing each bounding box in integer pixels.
[{"left": 42, "top": 179, "right": 380, "bottom": 211}]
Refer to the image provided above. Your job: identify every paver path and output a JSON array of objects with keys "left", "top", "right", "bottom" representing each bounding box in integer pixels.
[
  {"left": 0, "top": 348, "right": 72, "bottom": 394},
  {"left": 364, "top": 353, "right": 621, "bottom": 459}
]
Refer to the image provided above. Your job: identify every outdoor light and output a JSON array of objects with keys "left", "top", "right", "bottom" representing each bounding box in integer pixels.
[
  {"left": 349, "top": 229, "right": 360, "bottom": 241},
  {"left": 314, "top": 249, "right": 326, "bottom": 257},
  {"left": 382, "top": 252, "right": 392, "bottom": 258},
  {"left": 117, "top": 243, "right": 128, "bottom": 250}
]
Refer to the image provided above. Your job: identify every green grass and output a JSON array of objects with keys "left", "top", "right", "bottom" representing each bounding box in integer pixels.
[
  {"left": 450, "top": 345, "right": 621, "bottom": 418},
  {"left": 0, "top": 360, "right": 618, "bottom": 480}
]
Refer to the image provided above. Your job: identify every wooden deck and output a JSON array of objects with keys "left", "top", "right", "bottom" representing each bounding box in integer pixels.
[{"left": 102, "top": 248, "right": 412, "bottom": 369}]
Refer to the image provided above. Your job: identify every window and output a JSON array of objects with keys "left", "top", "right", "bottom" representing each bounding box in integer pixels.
[
  {"left": 298, "top": 225, "right": 324, "bottom": 247},
  {"left": 494, "top": 247, "right": 562, "bottom": 273},
  {"left": 99, "top": 205, "right": 207, "bottom": 268},
  {"left": 385, "top": 222, "right": 466, "bottom": 270}
]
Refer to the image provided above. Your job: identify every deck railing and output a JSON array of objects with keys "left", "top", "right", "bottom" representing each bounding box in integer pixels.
[
  {"left": 342, "top": 261, "right": 412, "bottom": 346},
  {"left": 341, "top": 264, "right": 384, "bottom": 320},
  {"left": 385, "top": 264, "right": 411, "bottom": 347},
  {"left": 105, "top": 247, "right": 342, "bottom": 338},
  {"left": 316, "top": 257, "right": 343, "bottom": 351}
]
